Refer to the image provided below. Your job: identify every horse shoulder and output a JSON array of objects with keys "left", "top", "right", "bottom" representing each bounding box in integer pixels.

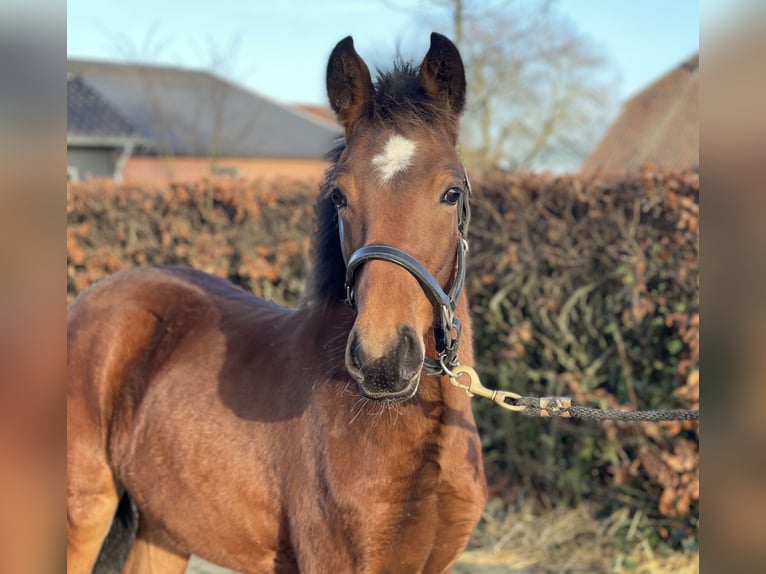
[{"left": 67, "top": 267, "right": 245, "bottom": 448}]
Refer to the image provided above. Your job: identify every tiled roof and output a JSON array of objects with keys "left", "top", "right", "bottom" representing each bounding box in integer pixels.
[
  {"left": 67, "top": 74, "right": 137, "bottom": 141},
  {"left": 581, "top": 53, "right": 699, "bottom": 175},
  {"left": 292, "top": 104, "right": 339, "bottom": 126},
  {"left": 67, "top": 60, "right": 342, "bottom": 159}
]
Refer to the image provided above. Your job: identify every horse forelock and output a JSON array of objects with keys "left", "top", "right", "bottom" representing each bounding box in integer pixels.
[{"left": 370, "top": 61, "right": 458, "bottom": 138}]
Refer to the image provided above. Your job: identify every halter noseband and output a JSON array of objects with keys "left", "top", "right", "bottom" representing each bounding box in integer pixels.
[{"left": 341, "top": 173, "right": 472, "bottom": 375}]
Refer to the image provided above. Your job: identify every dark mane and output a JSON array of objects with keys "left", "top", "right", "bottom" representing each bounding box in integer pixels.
[
  {"left": 300, "top": 143, "right": 347, "bottom": 309},
  {"left": 301, "top": 61, "right": 458, "bottom": 309}
]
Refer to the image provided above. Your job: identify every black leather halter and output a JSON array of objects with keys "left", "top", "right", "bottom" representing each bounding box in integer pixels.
[{"left": 341, "top": 173, "right": 472, "bottom": 375}]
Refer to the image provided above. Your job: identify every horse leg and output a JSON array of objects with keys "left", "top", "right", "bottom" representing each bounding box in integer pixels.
[
  {"left": 123, "top": 521, "right": 190, "bottom": 574},
  {"left": 66, "top": 449, "right": 120, "bottom": 574}
]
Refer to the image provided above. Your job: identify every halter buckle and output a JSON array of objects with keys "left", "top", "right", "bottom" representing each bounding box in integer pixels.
[{"left": 345, "top": 283, "right": 355, "bottom": 309}]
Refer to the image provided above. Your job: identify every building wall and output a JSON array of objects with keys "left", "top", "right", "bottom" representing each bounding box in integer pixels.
[
  {"left": 122, "top": 156, "right": 332, "bottom": 184},
  {"left": 67, "top": 147, "right": 118, "bottom": 180}
]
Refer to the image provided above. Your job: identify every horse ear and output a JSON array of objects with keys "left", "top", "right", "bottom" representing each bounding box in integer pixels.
[
  {"left": 419, "top": 32, "right": 466, "bottom": 117},
  {"left": 326, "top": 36, "right": 374, "bottom": 136}
]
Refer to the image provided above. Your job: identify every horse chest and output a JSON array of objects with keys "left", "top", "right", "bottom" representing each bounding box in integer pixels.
[{"left": 272, "top": 410, "right": 482, "bottom": 571}]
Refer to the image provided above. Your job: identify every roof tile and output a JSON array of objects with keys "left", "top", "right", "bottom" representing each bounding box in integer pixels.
[
  {"left": 582, "top": 53, "right": 698, "bottom": 175},
  {"left": 67, "top": 74, "right": 137, "bottom": 139},
  {"left": 67, "top": 60, "right": 342, "bottom": 159}
]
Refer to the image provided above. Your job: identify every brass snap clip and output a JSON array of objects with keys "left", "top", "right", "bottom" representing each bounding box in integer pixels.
[{"left": 446, "top": 365, "right": 526, "bottom": 412}]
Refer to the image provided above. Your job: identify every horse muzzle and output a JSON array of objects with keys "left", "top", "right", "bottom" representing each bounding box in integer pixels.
[{"left": 345, "top": 325, "right": 424, "bottom": 401}]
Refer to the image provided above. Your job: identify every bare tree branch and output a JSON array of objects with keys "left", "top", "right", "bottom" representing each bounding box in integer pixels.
[
  {"left": 101, "top": 26, "right": 265, "bottom": 169},
  {"left": 381, "top": 0, "right": 618, "bottom": 171}
]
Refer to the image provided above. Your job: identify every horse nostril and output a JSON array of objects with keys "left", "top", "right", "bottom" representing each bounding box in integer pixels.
[
  {"left": 347, "top": 329, "right": 366, "bottom": 373},
  {"left": 397, "top": 326, "right": 424, "bottom": 381}
]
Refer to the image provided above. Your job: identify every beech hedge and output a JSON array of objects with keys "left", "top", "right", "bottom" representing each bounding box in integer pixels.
[{"left": 67, "top": 168, "right": 699, "bottom": 546}]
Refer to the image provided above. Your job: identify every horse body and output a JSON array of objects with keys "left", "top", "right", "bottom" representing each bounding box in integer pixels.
[
  {"left": 68, "top": 267, "right": 484, "bottom": 573},
  {"left": 68, "top": 33, "right": 487, "bottom": 573}
]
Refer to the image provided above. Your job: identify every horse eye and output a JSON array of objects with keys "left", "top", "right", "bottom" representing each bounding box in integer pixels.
[
  {"left": 440, "top": 187, "right": 463, "bottom": 206},
  {"left": 330, "top": 188, "right": 347, "bottom": 209}
]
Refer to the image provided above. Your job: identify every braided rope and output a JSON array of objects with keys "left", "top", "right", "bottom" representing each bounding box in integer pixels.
[
  {"left": 444, "top": 365, "right": 699, "bottom": 421},
  {"left": 514, "top": 396, "right": 699, "bottom": 421}
]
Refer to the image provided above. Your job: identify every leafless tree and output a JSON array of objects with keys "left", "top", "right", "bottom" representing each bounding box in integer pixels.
[
  {"left": 104, "top": 25, "right": 263, "bottom": 171},
  {"left": 189, "top": 34, "right": 264, "bottom": 168},
  {"left": 109, "top": 20, "right": 175, "bottom": 63},
  {"left": 384, "top": 0, "right": 617, "bottom": 172}
]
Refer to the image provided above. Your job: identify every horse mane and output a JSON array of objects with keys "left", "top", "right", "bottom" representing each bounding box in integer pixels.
[
  {"left": 300, "top": 143, "right": 347, "bottom": 310},
  {"left": 301, "top": 60, "right": 459, "bottom": 310}
]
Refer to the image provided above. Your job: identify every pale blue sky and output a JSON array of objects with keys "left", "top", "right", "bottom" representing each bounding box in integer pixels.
[{"left": 67, "top": 1, "right": 700, "bottom": 106}]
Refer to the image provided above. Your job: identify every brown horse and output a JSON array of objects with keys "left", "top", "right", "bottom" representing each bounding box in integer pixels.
[{"left": 67, "top": 33, "right": 487, "bottom": 573}]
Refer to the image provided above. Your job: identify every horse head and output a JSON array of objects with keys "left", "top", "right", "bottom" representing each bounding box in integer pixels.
[{"left": 325, "top": 33, "right": 469, "bottom": 401}]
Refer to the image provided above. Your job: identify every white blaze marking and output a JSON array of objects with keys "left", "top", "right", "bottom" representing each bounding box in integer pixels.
[{"left": 372, "top": 135, "right": 416, "bottom": 183}]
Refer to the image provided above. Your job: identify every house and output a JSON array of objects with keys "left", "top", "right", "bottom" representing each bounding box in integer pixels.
[
  {"left": 293, "top": 104, "right": 339, "bottom": 125},
  {"left": 67, "top": 60, "right": 342, "bottom": 183},
  {"left": 67, "top": 74, "right": 149, "bottom": 182},
  {"left": 581, "top": 53, "right": 698, "bottom": 175}
]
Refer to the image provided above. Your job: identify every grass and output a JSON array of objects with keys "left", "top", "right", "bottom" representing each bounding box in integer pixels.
[{"left": 456, "top": 499, "right": 699, "bottom": 573}]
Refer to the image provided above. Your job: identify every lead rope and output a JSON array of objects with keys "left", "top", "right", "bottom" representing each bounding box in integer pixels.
[{"left": 439, "top": 361, "right": 699, "bottom": 422}]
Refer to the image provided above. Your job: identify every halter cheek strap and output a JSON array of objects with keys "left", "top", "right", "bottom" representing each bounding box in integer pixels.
[{"left": 340, "top": 173, "right": 471, "bottom": 375}]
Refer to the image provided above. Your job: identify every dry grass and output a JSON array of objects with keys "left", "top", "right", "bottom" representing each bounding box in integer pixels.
[
  {"left": 185, "top": 500, "right": 700, "bottom": 574},
  {"left": 457, "top": 500, "right": 699, "bottom": 573}
]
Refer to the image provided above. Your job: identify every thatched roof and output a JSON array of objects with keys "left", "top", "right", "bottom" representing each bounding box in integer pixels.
[{"left": 581, "top": 54, "right": 698, "bottom": 175}]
